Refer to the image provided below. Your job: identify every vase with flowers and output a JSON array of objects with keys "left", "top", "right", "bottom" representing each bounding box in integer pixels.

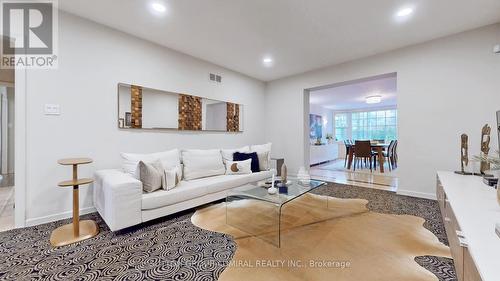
[{"left": 326, "top": 134, "right": 334, "bottom": 144}]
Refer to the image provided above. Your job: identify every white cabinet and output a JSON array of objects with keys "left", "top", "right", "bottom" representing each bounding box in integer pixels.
[
  {"left": 437, "top": 171, "right": 500, "bottom": 281},
  {"left": 310, "top": 144, "right": 339, "bottom": 165}
]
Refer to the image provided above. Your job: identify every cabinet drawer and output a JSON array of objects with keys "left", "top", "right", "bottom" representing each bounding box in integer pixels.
[{"left": 444, "top": 204, "right": 464, "bottom": 281}]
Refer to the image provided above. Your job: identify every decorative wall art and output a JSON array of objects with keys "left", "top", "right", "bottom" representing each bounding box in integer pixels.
[
  {"left": 227, "top": 102, "right": 240, "bottom": 132},
  {"left": 131, "top": 85, "right": 143, "bottom": 129},
  {"left": 309, "top": 114, "right": 322, "bottom": 141},
  {"left": 178, "top": 94, "right": 202, "bottom": 130},
  {"left": 117, "top": 83, "right": 243, "bottom": 132}
]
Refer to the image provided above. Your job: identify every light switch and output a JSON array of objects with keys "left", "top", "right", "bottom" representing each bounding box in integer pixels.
[{"left": 44, "top": 104, "right": 60, "bottom": 115}]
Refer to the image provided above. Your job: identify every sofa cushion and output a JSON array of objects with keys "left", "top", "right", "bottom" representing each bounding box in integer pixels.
[
  {"left": 142, "top": 180, "right": 208, "bottom": 210},
  {"left": 221, "top": 146, "right": 250, "bottom": 163},
  {"left": 141, "top": 173, "right": 255, "bottom": 210},
  {"left": 182, "top": 149, "right": 225, "bottom": 180},
  {"left": 138, "top": 161, "right": 164, "bottom": 193},
  {"left": 233, "top": 152, "right": 260, "bottom": 173},
  {"left": 225, "top": 159, "right": 252, "bottom": 175},
  {"left": 121, "top": 149, "right": 180, "bottom": 179},
  {"left": 163, "top": 165, "right": 181, "bottom": 191},
  {"left": 251, "top": 143, "right": 272, "bottom": 171},
  {"left": 256, "top": 151, "right": 270, "bottom": 172},
  {"left": 247, "top": 170, "right": 273, "bottom": 183},
  {"left": 204, "top": 174, "right": 250, "bottom": 194}
]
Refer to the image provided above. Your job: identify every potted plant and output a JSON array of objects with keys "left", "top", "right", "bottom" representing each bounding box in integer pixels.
[{"left": 326, "top": 134, "right": 334, "bottom": 144}]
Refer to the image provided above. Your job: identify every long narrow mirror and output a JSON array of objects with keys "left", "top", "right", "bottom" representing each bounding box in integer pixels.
[{"left": 117, "top": 83, "right": 244, "bottom": 132}]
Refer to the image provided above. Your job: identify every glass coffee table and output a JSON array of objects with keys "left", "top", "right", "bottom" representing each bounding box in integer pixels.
[{"left": 225, "top": 178, "right": 326, "bottom": 247}]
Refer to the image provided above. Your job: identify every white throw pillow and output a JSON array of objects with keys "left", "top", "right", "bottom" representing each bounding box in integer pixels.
[
  {"left": 257, "top": 151, "right": 270, "bottom": 172},
  {"left": 251, "top": 143, "right": 272, "bottom": 171},
  {"left": 182, "top": 149, "right": 225, "bottom": 180},
  {"left": 225, "top": 159, "right": 252, "bottom": 175},
  {"left": 163, "top": 166, "right": 181, "bottom": 190},
  {"left": 221, "top": 146, "right": 250, "bottom": 163},
  {"left": 121, "top": 149, "right": 180, "bottom": 179},
  {"left": 138, "top": 160, "right": 164, "bottom": 193}
]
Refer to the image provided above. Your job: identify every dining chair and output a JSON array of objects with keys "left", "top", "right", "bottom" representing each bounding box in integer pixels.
[
  {"left": 353, "top": 140, "right": 373, "bottom": 172},
  {"left": 392, "top": 140, "right": 398, "bottom": 168},
  {"left": 384, "top": 140, "right": 396, "bottom": 171},
  {"left": 343, "top": 140, "right": 351, "bottom": 167}
]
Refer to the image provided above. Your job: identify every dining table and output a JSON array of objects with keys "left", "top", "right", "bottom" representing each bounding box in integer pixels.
[{"left": 346, "top": 142, "right": 390, "bottom": 173}]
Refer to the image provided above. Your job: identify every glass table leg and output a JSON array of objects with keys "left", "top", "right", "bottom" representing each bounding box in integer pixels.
[{"left": 226, "top": 195, "right": 281, "bottom": 247}]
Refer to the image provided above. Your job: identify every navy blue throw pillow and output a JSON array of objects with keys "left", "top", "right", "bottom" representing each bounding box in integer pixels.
[{"left": 233, "top": 152, "right": 260, "bottom": 173}]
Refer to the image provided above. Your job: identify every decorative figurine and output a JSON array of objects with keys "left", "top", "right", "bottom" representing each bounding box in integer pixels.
[
  {"left": 475, "top": 124, "right": 493, "bottom": 176},
  {"left": 281, "top": 163, "right": 288, "bottom": 183},
  {"left": 268, "top": 173, "right": 277, "bottom": 195},
  {"left": 455, "top": 134, "right": 472, "bottom": 175},
  {"left": 278, "top": 163, "right": 288, "bottom": 194}
]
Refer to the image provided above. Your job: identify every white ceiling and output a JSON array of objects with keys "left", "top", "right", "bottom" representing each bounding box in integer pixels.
[
  {"left": 59, "top": 0, "right": 500, "bottom": 81},
  {"left": 310, "top": 74, "right": 397, "bottom": 111}
]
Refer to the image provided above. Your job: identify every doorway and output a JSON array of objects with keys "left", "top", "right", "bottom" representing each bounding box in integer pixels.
[
  {"left": 0, "top": 39, "right": 15, "bottom": 231},
  {"left": 305, "top": 73, "right": 398, "bottom": 191}
]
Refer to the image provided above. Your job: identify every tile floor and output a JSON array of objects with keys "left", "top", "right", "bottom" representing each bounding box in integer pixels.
[
  {"left": 0, "top": 174, "right": 14, "bottom": 188},
  {"left": 0, "top": 185, "right": 14, "bottom": 232}
]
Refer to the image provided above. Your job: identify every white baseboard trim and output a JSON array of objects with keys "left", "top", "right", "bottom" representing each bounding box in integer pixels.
[
  {"left": 397, "top": 190, "right": 436, "bottom": 200},
  {"left": 26, "top": 206, "right": 97, "bottom": 227}
]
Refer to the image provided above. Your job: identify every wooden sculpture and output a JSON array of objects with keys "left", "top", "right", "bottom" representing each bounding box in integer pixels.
[
  {"left": 455, "top": 134, "right": 472, "bottom": 175},
  {"left": 281, "top": 163, "right": 288, "bottom": 183},
  {"left": 475, "top": 124, "right": 492, "bottom": 176}
]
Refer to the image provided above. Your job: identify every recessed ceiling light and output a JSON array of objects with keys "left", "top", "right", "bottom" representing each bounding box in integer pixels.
[
  {"left": 366, "top": 95, "right": 382, "bottom": 104},
  {"left": 396, "top": 7, "right": 414, "bottom": 18},
  {"left": 151, "top": 2, "right": 166, "bottom": 13},
  {"left": 262, "top": 56, "right": 274, "bottom": 67}
]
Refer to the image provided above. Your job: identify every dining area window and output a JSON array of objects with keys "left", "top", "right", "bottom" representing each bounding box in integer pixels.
[
  {"left": 334, "top": 113, "right": 348, "bottom": 141},
  {"left": 334, "top": 109, "right": 397, "bottom": 141}
]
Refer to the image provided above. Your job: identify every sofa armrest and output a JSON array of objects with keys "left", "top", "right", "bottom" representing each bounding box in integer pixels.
[{"left": 94, "top": 169, "right": 143, "bottom": 231}]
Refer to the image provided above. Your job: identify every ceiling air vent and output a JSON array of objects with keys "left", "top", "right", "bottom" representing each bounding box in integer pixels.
[{"left": 209, "top": 73, "right": 222, "bottom": 83}]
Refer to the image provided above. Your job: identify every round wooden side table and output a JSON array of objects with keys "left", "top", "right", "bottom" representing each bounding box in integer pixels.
[{"left": 50, "top": 158, "right": 99, "bottom": 247}]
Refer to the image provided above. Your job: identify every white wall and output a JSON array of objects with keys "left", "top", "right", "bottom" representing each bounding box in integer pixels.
[
  {"left": 265, "top": 23, "right": 500, "bottom": 199},
  {"left": 22, "top": 12, "right": 266, "bottom": 225}
]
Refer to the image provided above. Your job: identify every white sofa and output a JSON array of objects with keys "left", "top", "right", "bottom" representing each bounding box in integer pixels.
[{"left": 93, "top": 146, "right": 274, "bottom": 231}]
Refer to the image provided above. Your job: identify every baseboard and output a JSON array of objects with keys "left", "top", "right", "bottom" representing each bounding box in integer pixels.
[
  {"left": 397, "top": 190, "right": 436, "bottom": 200},
  {"left": 26, "top": 206, "right": 97, "bottom": 227}
]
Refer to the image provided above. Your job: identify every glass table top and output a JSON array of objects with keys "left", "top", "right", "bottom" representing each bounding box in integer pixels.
[{"left": 226, "top": 178, "right": 326, "bottom": 206}]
